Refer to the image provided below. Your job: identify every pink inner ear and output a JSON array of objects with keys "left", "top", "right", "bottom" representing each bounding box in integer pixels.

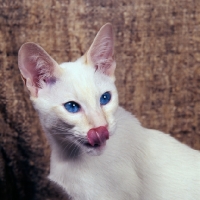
[
  {"left": 90, "top": 36, "right": 113, "bottom": 63},
  {"left": 30, "top": 56, "right": 54, "bottom": 88},
  {"left": 18, "top": 43, "right": 58, "bottom": 95},
  {"left": 87, "top": 23, "right": 116, "bottom": 76},
  {"left": 91, "top": 38, "right": 113, "bottom": 72}
]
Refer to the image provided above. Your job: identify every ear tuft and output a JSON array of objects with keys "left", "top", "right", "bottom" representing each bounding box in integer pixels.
[
  {"left": 86, "top": 23, "right": 116, "bottom": 77},
  {"left": 18, "top": 42, "right": 59, "bottom": 97}
]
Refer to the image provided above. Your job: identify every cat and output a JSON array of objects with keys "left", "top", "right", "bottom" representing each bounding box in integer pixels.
[{"left": 18, "top": 23, "right": 200, "bottom": 200}]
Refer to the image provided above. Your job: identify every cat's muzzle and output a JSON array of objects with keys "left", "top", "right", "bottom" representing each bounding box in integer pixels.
[{"left": 86, "top": 126, "right": 109, "bottom": 148}]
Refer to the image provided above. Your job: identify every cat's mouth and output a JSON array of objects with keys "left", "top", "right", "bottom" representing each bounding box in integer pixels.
[
  {"left": 86, "top": 126, "right": 109, "bottom": 147},
  {"left": 82, "top": 140, "right": 107, "bottom": 156},
  {"left": 82, "top": 141, "right": 106, "bottom": 148},
  {"left": 77, "top": 126, "right": 109, "bottom": 154}
]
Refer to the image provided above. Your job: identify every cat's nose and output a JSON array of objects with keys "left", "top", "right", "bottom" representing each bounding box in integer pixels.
[{"left": 87, "top": 126, "right": 109, "bottom": 147}]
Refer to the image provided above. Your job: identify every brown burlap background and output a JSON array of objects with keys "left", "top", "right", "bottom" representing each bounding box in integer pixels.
[{"left": 0, "top": 0, "right": 200, "bottom": 199}]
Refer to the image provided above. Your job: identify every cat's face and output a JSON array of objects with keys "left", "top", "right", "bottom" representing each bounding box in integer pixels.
[
  {"left": 18, "top": 23, "right": 118, "bottom": 156},
  {"left": 32, "top": 57, "right": 118, "bottom": 156}
]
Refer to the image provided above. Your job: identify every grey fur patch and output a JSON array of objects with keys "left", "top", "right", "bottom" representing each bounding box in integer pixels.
[
  {"left": 49, "top": 119, "right": 74, "bottom": 136},
  {"left": 46, "top": 119, "right": 84, "bottom": 160}
]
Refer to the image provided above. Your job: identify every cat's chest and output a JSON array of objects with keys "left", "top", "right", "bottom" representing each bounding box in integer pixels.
[{"left": 49, "top": 155, "right": 139, "bottom": 200}]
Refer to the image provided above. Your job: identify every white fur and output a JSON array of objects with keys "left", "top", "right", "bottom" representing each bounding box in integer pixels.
[
  {"left": 18, "top": 24, "right": 200, "bottom": 200},
  {"left": 32, "top": 58, "right": 200, "bottom": 200},
  {"left": 47, "top": 107, "right": 200, "bottom": 200}
]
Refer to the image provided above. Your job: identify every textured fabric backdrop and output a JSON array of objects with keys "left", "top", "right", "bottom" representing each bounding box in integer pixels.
[{"left": 0, "top": 0, "right": 200, "bottom": 199}]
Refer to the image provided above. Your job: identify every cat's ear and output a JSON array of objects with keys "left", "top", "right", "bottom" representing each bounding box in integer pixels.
[
  {"left": 86, "top": 23, "right": 116, "bottom": 77},
  {"left": 18, "top": 42, "right": 60, "bottom": 97}
]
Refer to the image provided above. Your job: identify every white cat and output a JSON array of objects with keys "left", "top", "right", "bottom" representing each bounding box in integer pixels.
[{"left": 18, "top": 23, "right": 200, "bottom": 200}]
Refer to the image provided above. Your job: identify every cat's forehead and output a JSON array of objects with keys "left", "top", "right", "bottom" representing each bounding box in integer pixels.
[
  {"left": 60, "top": 60, "right": 94, "bottom": 81},
  {"left": 56, "top": 60, "right": 109, "bottom": 101},
  {"left": 59, "top": 61, "right": 95, "bottom": 92},
  {"left": 59, "top": 59, "right": 110, "bottom": 89},
  {"left": 50, "top": 61, "right": 109, "bottom": 101}
]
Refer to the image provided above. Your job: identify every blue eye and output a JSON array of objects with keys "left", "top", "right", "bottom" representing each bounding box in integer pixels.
[
  {"left": 64, "top": 101, "right": 81, "bottom": 113},
  {"left": 100, "top": 92, "right": 111, "bottom": 105}
]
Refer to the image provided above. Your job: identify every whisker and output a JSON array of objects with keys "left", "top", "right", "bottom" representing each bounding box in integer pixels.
[{"left": 67, "top": 138, "right": 82, "bottom": 159}]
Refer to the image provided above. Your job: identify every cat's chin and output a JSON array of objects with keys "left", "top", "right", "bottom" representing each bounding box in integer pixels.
[{"left": 84, "top": 142, "right": 107, "bottom": 156}]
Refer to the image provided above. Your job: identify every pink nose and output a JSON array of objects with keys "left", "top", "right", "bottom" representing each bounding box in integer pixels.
[{"left": 87, "top": 126, "right": 109, "bottom": 147}]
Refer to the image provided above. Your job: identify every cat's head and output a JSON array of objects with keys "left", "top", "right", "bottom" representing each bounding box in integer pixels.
[{"left": 18, "top": 23, "right": 118, "bottom": 156}]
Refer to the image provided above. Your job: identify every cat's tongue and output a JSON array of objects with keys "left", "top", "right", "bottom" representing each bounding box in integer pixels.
[{"left": 87, "top": 126, "right": 109, "bottom": 147}]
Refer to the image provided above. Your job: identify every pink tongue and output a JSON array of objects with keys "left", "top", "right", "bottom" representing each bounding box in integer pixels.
[{"left": 87, "top": 126, "right": 109, "bottom": 146}]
